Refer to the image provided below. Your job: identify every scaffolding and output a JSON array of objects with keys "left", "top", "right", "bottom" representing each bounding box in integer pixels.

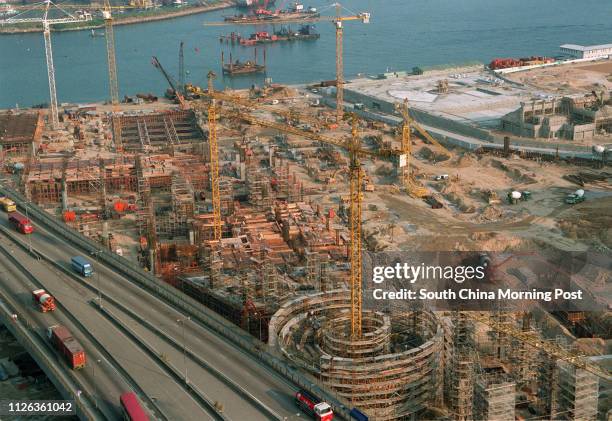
[{"left": 474, "top": 373, "right": 515, "bottom": 421}]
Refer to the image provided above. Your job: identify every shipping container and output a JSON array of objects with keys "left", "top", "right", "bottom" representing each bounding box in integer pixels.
[
  {"left": 47, "top": 325, "right": 86, "bottom": 369},
  {"left": 120, "top": 392, "right": 150, "bottom": 421},
  {"left": 8, "top": 212, "right": 34, "bottom": 234}
]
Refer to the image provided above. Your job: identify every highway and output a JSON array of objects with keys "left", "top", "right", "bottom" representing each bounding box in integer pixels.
[
  {"left": 0, "top": 215, "right": 304, "bottom": 420},
  {"left": 0, "top": 227, "right": 207, "bottom": 420}
]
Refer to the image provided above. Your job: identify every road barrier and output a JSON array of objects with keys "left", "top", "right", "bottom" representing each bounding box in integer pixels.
[
  {"left": 0, "top": 291, "right": 100, "bottom": 421},
  {"left": 0, "top": 185, "right": 353, "bottom": 419},
  {"left": 93, "top": 302, "right": 229, "bottom": 421}
]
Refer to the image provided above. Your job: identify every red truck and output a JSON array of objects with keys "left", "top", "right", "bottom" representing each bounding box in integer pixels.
[
  {"left": 295, "top": 390, "right": 334, "bottom": 421},
  {"left": 8, "top": 212, "right": 34, "bottom": 234},
  {"left": 47, "top": 325, "right": 86, "bottom": 369},
  {"left": 31, "top": 289, "right": 56, "bottom": 312}
]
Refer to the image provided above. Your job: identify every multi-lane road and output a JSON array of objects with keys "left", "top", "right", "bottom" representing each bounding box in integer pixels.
[{"left": 0, "top": 214, "right": 304, "bottom": 420}]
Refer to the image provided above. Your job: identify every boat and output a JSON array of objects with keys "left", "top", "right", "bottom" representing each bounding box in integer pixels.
[
  {"left": 489, "top": 56, "right": 555, "bottom": 70},
  {"left": 224, "top": 2, "right": 319, "bottom": 23},
  {"left": 221, "top": 25, "right": 319, "bottom": 46},
  {"left": 221, "top": 50, "right": 266, "bottom": 75}
]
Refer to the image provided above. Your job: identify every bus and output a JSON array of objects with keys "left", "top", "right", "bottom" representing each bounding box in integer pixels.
[
  {"left": 8, "top": 212, "right": 34, "bottom": 234},
  {"left": 119, "top": 392, "right": 149, "bottom": 421}
]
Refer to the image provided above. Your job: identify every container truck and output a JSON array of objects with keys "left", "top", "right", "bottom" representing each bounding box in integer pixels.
[
  {"left": 31, "top": 289, "right": 56, "bottom": 312},
  {"left": 71, "top": 256, "right": 94, "bottom": 277},
  {"left": 0, "top": 197, "right": 17, "bottom": 212},
  {"left": 120, "top": 392, "right": 150, "bottom": 421},
  {"left": 294, "top": 390, "right": 334, "bottom": 421},
  {"left": 47, "top": 325, "right": 86, "bottom": 369},
  {"left": 8, "top": 212, "right": 34, "bottom": 234}
]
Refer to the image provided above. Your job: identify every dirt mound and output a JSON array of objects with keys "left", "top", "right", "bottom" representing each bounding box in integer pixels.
[
  {"left": 479, "top": 205, "right": 504, "bottom": 222},
  {"left": 456, "top": 152, "right": 478, "bottom": 168},
  {"left": 557, "top": 197, "right": 612, "bottom": 249},
  {"left": 419, "top": 146, "right": 449, "bottom": 162}
]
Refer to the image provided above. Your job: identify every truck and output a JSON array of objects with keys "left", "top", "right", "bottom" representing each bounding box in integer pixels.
[
  {"left": 565, "top": 189, "right": 585, "bottom": 204},
  {"left": 31, "top": 289, "right": 56, "bottom": 312},
  {"left": 8, "top": 212, "right": 34, "bottom": 234},
  {"left": 71, "top": 256, "right": 94, "bottom": 277},
  {"left": 47, "top": 325, "right": 86, "bottom": 369},
  {"left": 294, "top": 390, "right": 334, "bottom": 421},
  {"left": 0, "top": 197, "right": 17, "bottom": 212}
]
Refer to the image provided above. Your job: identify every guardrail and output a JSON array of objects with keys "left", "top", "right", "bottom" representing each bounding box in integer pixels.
[
  {"left": 0, "top": 185, "right": 353, "bottom": 420},
  {"left": 93, "top": 302, "right": 229, "bottom": 421},
  {"left": 91, "top": 294, "right": 282, "bottom": 420},
  {"left": 0, "top": 224, "right": 168, "bottom": 421},
  {"left": 0, "top": 291, "right": 100, "bottom": 421}
]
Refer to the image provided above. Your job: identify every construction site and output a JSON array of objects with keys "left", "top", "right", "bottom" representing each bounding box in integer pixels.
[{"left": 0, "top": 2, "right": 610, "bottom": 420}]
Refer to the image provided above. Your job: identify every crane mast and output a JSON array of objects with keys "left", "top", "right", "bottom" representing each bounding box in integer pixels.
[
  {"left": 348, "top": 117, "right": 363, "bottom": 339},
  {"left": 43, "top": 20, "right": 59, "bottom": 129},
  {"left": 103, "top": 0, "right": 119, "bottom": 105},
  {"left": 334, "top": 3, "right": 343, "bottom": 123},
  {"left": 207, "top": 72, "right": 222, "bottom": 241},
  {"left": 179, "top": 41, "right": 185, "bottom": 96}
]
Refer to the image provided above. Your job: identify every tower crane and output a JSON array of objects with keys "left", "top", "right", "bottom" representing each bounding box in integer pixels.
[
  {"left": 179, "top": 41, "right": 186, "bottom": 96},
  {"left": 196, "top": 77, "right": 402, "bottom": 339},
  {"left": 206, "top": 72, "right": 222, "bottom": 241},
  {"left": 0, "top": 1, "right": 92, "bottom": 129},
  {"left": 103, "top": 0, "right": 119, "bottom": 106},
  {"left": 202, "top": 3, "right": 370, "bottom": 123},
  {"left": 319, "top": 3, "right": 370, "bottom": 122},
  {"left": 396, "top": 99, "right": 452, "bottom": 197}
]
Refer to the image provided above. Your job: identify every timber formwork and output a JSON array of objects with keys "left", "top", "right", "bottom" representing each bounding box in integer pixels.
[
  {"left": 113, "top": 110, "right": 204, "bottom": 153},
  {"left": 26, "top": 157, "right": 138, "bottom": 203},
  {"left": 0, "top": 111, "right": 42, "bottom": 157}
]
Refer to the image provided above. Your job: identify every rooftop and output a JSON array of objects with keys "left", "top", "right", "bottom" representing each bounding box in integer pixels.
[{"left": 560, "top": 43, "right": 612, "bottom": 51}]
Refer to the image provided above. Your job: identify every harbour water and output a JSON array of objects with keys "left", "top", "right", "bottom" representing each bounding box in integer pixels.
[{"left": 1, "top": 0, "right": 611, "bottom": 108}]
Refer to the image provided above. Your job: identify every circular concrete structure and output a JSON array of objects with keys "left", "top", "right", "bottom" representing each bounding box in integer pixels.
[{"left": 269, "top": 290, "right": 444, "bottom": 420}]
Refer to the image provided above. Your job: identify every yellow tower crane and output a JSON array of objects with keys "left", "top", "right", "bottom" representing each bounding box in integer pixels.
[
  {"left": 396, "top": 99, "right": 452, "bottom": 197},
  {"left": 319, "top": 4, "right": 370, "bottom": 123},
  {"left": 202, "top": 4, "right": 370, "bottom": 123},
  {"left": 229, "top": 111, "right": 398, "bottom": 339},
  {"left": 206, "top": 71, "right": 222, "bottom": 241}
]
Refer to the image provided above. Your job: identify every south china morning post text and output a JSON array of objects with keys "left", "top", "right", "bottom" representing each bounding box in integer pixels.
[{"left": 362, "top": 251, "right": 609, "bottom": 312}]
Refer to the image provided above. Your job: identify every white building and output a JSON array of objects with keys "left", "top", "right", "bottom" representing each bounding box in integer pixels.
[{"left": 560, "top": 43, "right": 612, "bottom": 59}]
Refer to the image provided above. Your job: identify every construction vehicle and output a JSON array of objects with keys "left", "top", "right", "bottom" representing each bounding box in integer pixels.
[
  {"left": 294, "top": 390, "right": 334, "bottom": 421},
  {"left": 9, "top": 212, "right": 34, "bottom": 234},
  {"left": 565, "top": 189, "right": 585, "bottom": 204},
  {"left": 47, "top": 325, "right": 86, "bottom": 369},
  {"left": 32, "top": 289, "right": 56, "bottom": 312},
  {"left": 486, "top": 190, "right": 501, "bottom": 205},
  {"left": 151, "top": 56, "right": 186, "bottom": 109},
  {"left": 507, "top": 190, "right": 530, "bottom": 204},
  {"left": 0, "top": 197, "right": 17, "bottom": 212}
]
